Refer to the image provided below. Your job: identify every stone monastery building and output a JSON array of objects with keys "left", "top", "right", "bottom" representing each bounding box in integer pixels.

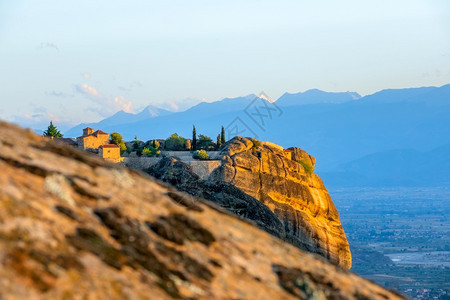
[
  {"left": 99, "top": 144, "right": 122, "bottom": 163},
  {"left": 76, "top": 127, "right": 123, "bottom": 163},
  {"left": 77, "top": 127, "right": 109, "bottom": 150}
]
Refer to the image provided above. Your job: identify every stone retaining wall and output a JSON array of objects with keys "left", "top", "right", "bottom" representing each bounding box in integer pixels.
[
  {"left": 123, "top": 153, "right": 222, "bottom": 179},
  {"left": 188, "top": 160, "right": 221, "bottom": 180},
  {"left": 163, "top": 151, "right": 221, "bottom": 160},
  {"left": 122, "top": 157, "right": 161, "bottom": 170}
]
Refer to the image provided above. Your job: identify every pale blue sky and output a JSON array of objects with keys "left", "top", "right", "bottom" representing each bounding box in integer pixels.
[{"left": 0, "top": 0, "right": 449, "bottom": 130}]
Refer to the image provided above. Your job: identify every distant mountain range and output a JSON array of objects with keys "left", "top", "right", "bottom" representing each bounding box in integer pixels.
[
  {"left": 65, "top": 105, "right": 172, "bottom": 138},
  {"left": 276, "top": 89, "right": 361, "bottom": 106},
  {"left": 65, "top": 94, "right": 269, "bottom": 138},
  {"left": 64, "top": 85, "right": 450, "bottom": 187}
]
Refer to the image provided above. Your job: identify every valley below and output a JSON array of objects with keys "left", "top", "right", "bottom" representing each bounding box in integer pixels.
[{"left": 329, "top": 187, "right": 450, "bottom": 299}]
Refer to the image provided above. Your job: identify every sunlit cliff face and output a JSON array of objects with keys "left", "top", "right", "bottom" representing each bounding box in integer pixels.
[{"left": 209, "top": 137, "right": 351, "bottom": 268}]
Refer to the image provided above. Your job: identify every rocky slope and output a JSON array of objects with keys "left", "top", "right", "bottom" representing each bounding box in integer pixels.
[
  {"left": 0, "top": 121, "right": 403, "bottom": 299},
  {"left": 150, "top": 137, "right": 351, "bottom": 269}
]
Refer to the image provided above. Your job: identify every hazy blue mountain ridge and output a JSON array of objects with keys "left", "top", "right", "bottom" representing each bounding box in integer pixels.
[
  {"left": 277, "top": 89, "right": 361, "bottom": 106},
  {"left": 319, "top": 142, "right": 450, "bottom": 187},
  {"left": 65, "top": 105, "right": 172, "bottom": 137},
  {"left": 63, "top": 85, "right": 450, "bottom": 186}
]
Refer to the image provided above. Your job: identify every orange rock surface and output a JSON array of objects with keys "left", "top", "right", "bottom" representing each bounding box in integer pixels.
[
  {"left": 210, "top": 137, "right": 352, "bottom": 268},
  {"left": 0, "top": 122, "right": 403, "bottom": 299}
]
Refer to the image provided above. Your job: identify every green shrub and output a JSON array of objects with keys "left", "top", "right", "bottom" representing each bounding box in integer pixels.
[
  {"left": 142, "top": 146, "right": 159, "bottom": 157},
  {"left": 165, "top": 133, "right": 186, "bottom": 151},
  {"left": 192, "top": 150, "right": 209, "bottom": 160},
  {"left": 151, "top": 139, "right": 160, "bottom": 149},
  {"left": 251, "top": 138, "right": 261, "bottom": 148},
  {"left": 197, "top": 134, "right": 215, "bottom": 150},
  {"left": 297, "top": 160, "right": 313, "bottom": 174},
  {"left": 133, "top": 136, "right": 144, "bottom": 156}
]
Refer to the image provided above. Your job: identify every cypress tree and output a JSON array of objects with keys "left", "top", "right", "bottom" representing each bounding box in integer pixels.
[
  {"left": 216, "top": 134, "right": 222, "bottom": 149},
  {"left": 221, "top": 125, "right": 226, "bottom": 144},
  {"left": 43, "top": 121, "right": 63, "bottom": 138},
  {"left": 192, "top": 125, "right": 197, "bottom": 150}
]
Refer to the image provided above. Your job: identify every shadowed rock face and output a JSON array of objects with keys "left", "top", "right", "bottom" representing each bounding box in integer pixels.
[
  {"left": 0, "top": 121, "right": 402, "bottom": 299},
  {"left": 150, "top": 137, "right": 351, "bottom": 269},
  {"left": 149, "top": 157, "right": 288, "bottom": 240}
]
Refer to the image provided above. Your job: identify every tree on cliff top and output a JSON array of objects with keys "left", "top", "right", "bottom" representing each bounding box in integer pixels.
[
  {"left": 197, "top": 134, "right": 214, "bottom": 150},
  {"left": 192, "top": 125, "right": 197, "bottom": 150},
  {"left": 43, "top": 121, "right": 63, "bottom": 138},
  {"left": 221, "top": 125, "right": 226, "bottom": 145},
  {"left": 165, "top": 133, "right": 186, "bottom": 151},
  {"left": 216, "top": 134, "right": 222, "bottom": 149}
]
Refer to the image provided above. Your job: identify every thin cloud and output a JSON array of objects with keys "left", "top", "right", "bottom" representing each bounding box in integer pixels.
[
  {"left": 33, "top": 106, "right": 49, "bottom": 114},
  {"left": 11, "top": 110, "right": 77, "bottom": 133},
  {"left": 45, "top": 90, "right": 73, "bottom": 98},
  {"left": 75, "top": 83, "right": 102, "bottom": 99},
  {"left": 159, "top": 97, "right": 203, "bottom": 112},
  {"left": 39, "top": 42, "right": 59, "bottom": 51},
  {"left": 111, "top": 96, "right": 133, "bottom": 113},
  {"left": 82, "top": 73, "right": 90, "bottom": 79},
  {"left": 118, "top": 86, "right": 132, "bottom": 92},
  {"left": 118, "top": 81, "right": 143, "bottom": 93},
  {"left": 12, "top": 111, "right": 61, "bottom": 129},
  {"left": 75, "top": 83, "right": 135, "bottom": 116}
]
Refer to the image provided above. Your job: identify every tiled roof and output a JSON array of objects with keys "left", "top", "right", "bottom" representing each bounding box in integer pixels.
[
  {"left": 93, "top": 130, "right": 108, "bottom": 135},
  {"left": 100, "top": 144, "right": 119, "bottom": 149},
  {"left": 78, "top": 130, "right": 109, "bottom": 139}
]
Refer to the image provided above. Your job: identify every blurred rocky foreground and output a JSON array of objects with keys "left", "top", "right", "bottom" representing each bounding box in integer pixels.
[{"left": 0, "top": 121, "right": 405, "bottom": 299}]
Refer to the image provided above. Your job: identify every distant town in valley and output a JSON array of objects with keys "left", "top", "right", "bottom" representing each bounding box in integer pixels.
[{"left": 332, "top": 187, "right": 450, "bottom": 299}]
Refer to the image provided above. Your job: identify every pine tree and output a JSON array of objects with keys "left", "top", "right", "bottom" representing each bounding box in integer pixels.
[
  {"left": 43, "top": 121, "right": 63, "bottom": 138},
  {"left": 192, "top": 125, "right": 197, "bottom": 151},
  {"left": 221, "top": 125, "right": 226, "bottom": 144}
]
